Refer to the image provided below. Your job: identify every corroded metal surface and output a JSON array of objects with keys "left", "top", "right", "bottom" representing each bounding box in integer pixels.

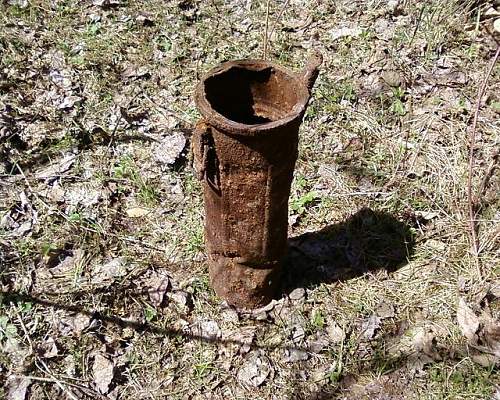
[{"left": 193, "top": 54, "right": 322, "bottom": 308}]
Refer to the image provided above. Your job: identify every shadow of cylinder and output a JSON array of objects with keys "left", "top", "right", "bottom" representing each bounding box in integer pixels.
[{"left": 282, "top": 207, "right": 415, "bottom": 293}]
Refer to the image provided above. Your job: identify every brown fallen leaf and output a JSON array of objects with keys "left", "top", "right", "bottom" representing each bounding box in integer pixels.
[
  {"left": 5, "top": 375, "right": 31, "bottom": 400},
  {"left": 326, "top": 321, "right": 345, "bottom": 344},
  {"left": 143, "top": 270, "right": 170, "bottom": 307},
  {"left": 37, "top": 336, "right": 59, "bottom": 359},
  {"left": 457, "top": 298, "right": 479, "bottom": 341},
  {"left": 125, "top": 207, "right": 150, "bottom": 218},
  {"left": 153, "top": 132, "right": 187, "bottom": 167},
  {"left": 361, "top": 314, "right": 381, "bottom": 340},
  {"left": 483, "top": 319, "right": 500, "bottom": 357},
  {"left": 191, "top": 319, "right": 221, "bottom": 341},
  {"left": 93, "top": 353, "right": 115, "bottom": 394},
  {"left": 35, "top": 153, "right": 76, "bottom": 180},
  {"left": 237, "top": 350, "right": 273, "bottom": 387}
]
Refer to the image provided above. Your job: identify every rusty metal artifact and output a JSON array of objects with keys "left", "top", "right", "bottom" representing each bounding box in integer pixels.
[{"left": 193, "top": 54, "right": 322, "bottom": 308}]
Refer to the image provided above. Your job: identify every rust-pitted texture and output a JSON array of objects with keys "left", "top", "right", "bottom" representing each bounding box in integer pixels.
[{"left": 193, "top": 55, "right": 322, "bottom": 308}]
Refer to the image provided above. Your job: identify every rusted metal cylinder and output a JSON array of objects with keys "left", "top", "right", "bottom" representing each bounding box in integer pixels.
[{"left": 193, "top": 54, "right": 322, "bottom": 308}]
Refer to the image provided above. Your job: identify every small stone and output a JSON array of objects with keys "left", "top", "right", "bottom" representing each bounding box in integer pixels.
[
  {"left": 153, "top": 132, "right": 186, "bottom": 166},
  {"left": 221, "top": 305, "right": 239, "bottom": 324},
  {"left": 169, "top": 290, "right": 190, "bottom": 310}
]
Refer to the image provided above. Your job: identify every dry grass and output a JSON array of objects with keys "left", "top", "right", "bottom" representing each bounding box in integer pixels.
[{"left": 1, "top": 0, "right": 499, "bottom": 399}]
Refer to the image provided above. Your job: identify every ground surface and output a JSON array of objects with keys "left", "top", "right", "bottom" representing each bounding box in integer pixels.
[{"left": 1, "top": 0, "right": 500, "bottom": 399}]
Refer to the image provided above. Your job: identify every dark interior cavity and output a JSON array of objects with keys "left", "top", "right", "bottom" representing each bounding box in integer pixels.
[{"left": 204, "top": 66, "right": 300, "bottom": 125}]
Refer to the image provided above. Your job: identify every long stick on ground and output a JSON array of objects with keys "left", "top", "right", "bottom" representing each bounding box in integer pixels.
[{"left": 467, "top": 44, "right": 499, "bottom": 275}]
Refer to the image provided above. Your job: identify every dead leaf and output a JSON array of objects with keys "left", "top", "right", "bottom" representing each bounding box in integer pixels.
[
  {"left": 237, "top": 350, "right": 273, "bottom": 387},
  {"left": 482, "top": 318, "right": 500, "bottom": 357},
  {"left": 91, "top": 257, "right": 130, "bottom": 285},
  {"left": 36, "top": 154, "right": 76, "bottom": 180},
  {"left": 288, "top": 287, "right": 305, "bottom": 301},
  {"left": 457, "top": 298, "right": 479, "bottom": 341},
  {"left": 153, "top": 131, "right": 186, "bottom": 166},
  {"left": 35, "top": 249, "right": 86, "bottom": 293},
  {"left": 58, "top": 95, "right": 82, "bottom": 109},
  {"left": 121, "top": 64, "right": 150, "bottom": 80},
  {"left": 326, "top": 322, "right": 345, "bottom": 344},
  {"left": 5, "top": 375, "right": 31, "bottom": 400},
  {"left": 125, "top": 207, "right": 150, "bottom": 218},
  {"left": 143, "top": 270, "right": 170, "bottom": 306},
  {"left": 284, "top": 348, "right": 309, "bottom": 362},
  {"left": 361, "top": 314, "right": 381, "bottom": 340},
  {"left": 37, "top": 336, "right": 58, "bottom": 359},
  {"left": 330, "top": 25, "right": 363, "bottom": 41},
  {"left": 376, "top": 302, "right": 395, "bottom": 319},
  {"left": 93, "top": 353, "right": 115, "bottom": 394},
  {"left": 191, "top": 319, "right": 221, "bottom": 341}
]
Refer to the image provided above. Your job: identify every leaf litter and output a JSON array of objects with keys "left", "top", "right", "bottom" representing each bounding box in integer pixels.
[{"left": 2, "top": 0, "right": 500, "bottom": 398}]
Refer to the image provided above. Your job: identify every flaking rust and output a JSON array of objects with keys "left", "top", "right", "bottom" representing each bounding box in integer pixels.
[{"left": 193, "top": 54, "right": 322, "bottom": 308}]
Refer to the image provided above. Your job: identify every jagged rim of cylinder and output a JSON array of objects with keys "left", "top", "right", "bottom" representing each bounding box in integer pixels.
[{"left": 195, "top": 59, "right": 311, "bottom": 137}]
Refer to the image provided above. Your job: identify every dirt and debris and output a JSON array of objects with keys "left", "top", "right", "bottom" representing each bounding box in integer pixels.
[{"left": 0, "top": 0, "right": 499, "bottom": 398}]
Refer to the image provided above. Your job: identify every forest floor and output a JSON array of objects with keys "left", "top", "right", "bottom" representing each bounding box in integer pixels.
[{"left": 1, "top": 0, "right": 499, "bottom": 399}]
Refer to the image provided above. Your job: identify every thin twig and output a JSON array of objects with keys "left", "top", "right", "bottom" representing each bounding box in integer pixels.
[
  {"left": 467, "top": 44, "right": 500, "bottom": 275},
  {"left": 267, "top": 0, "right": 290, "bottom": 42},
  {"left": 144, "top": 93, "right": 192, "bottom": 126},
  {"left": 408, "top": 3, "right": 425, "bottom": 48},
  {"left": 263, "top": 0, "right": 271, "bottom": 60}
]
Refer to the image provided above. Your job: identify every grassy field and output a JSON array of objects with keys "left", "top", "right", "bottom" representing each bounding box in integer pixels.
[{"left": 1, "top": 0, "right": 499, "bottom": 398}]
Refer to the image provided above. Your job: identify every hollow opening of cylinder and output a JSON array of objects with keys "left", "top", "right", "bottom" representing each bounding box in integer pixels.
[{"left": 204, "top": 66, "right": 302, "bottom": 125}]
